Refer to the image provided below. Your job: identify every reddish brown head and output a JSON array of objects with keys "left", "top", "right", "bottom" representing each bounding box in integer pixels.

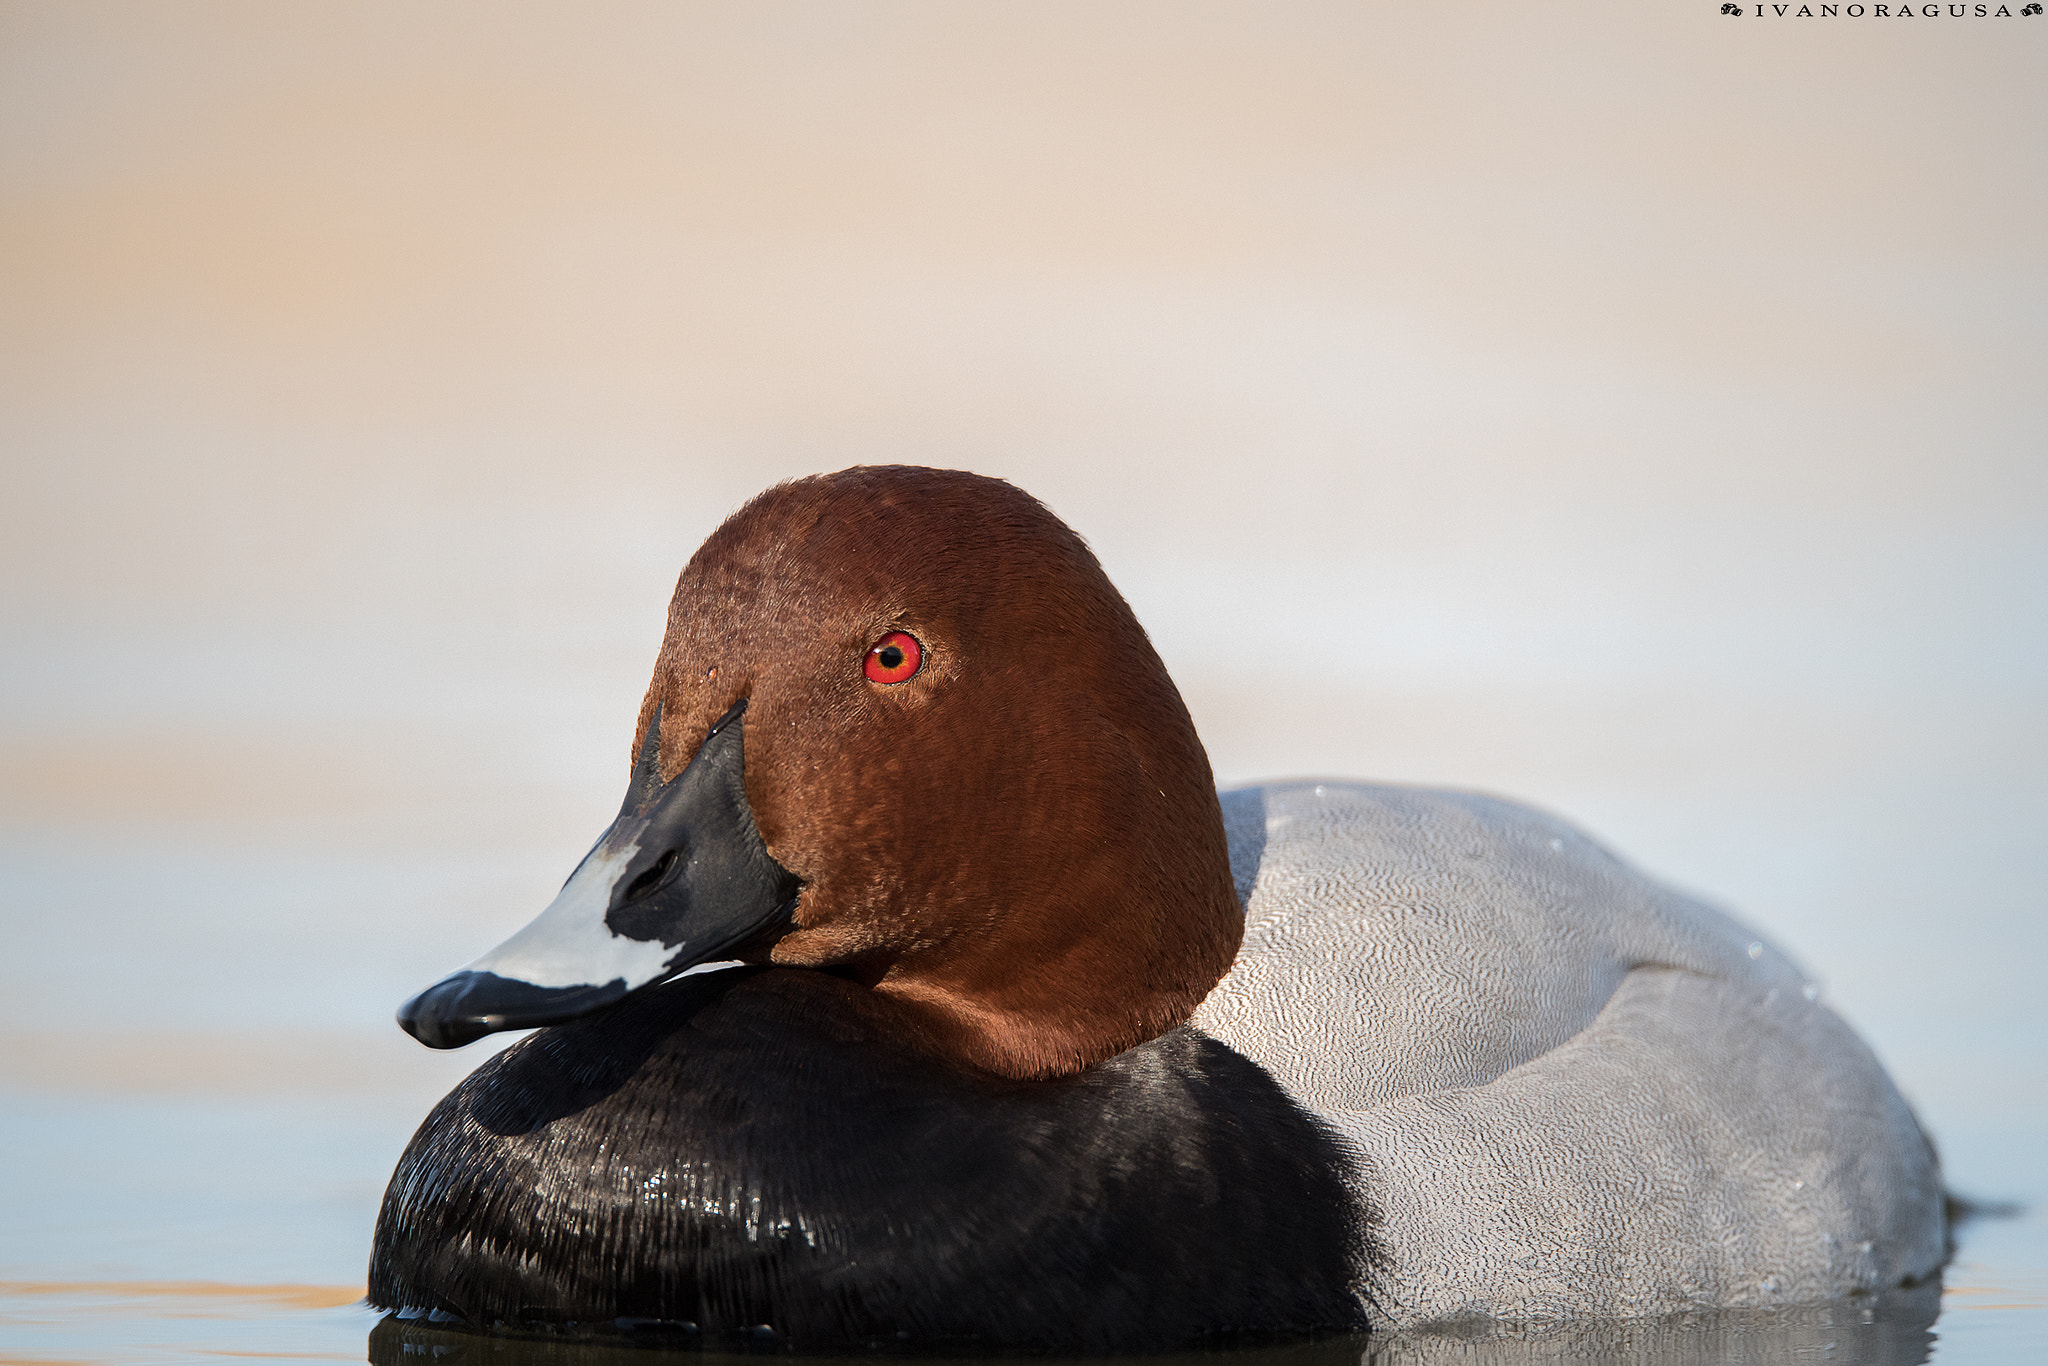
[
  {"left": 393, "top": 466, "right": 1243, "bottom": 1075},
  {"left": 629, "top": 466, "right": 1242, "bottom": 1079}
]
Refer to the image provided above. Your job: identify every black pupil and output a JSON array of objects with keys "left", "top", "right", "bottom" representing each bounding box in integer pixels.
[{"left": 878, "top": 645, "right": 904, "bottom": 671}]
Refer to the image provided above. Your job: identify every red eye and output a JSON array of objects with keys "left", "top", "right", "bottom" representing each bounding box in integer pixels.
[{"left": 863, "top": 630, "right": 923, "bottom": 685}]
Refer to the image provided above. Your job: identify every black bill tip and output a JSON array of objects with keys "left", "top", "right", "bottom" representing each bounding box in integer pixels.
[{"left": 397, "top": 971, "right": 631, "bottom": 1049}]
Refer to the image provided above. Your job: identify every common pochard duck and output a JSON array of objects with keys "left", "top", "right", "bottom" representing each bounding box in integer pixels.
[{"left": 370, "top": 466, "right": 1946, "bottom": 1349}]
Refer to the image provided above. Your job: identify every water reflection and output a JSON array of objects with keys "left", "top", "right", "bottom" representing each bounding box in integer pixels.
[{"left": 367, "top": 1283, "right": 1940, "bottom": 1366}]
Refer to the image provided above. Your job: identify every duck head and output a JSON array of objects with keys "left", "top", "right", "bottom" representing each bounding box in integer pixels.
[{"left": 398, "top": 466, "right": 1243, "bottom": 1079}]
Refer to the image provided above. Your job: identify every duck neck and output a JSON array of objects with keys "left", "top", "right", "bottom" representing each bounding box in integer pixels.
[{"left": 859, "top": 871, "right": 1245, "bottom": 1081}]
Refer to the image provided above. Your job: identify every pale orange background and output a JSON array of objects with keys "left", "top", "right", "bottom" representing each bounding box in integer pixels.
[{"left": 1, "top": 2, "right": 2042, "bottom": 1173}]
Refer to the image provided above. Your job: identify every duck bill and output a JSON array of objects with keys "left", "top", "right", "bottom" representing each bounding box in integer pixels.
[{"left": 397, "top": 700, "right": 800, "bottom": 1049}]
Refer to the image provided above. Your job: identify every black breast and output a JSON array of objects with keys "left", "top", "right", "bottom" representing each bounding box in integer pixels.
[{"left": 368, "top": 967, "right": 1372, "bottom": 1352}]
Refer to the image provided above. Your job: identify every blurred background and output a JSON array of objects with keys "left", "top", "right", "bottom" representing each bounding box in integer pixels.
[{"left": 0, "top": 2, "right": 2042, "bottom": 1360}]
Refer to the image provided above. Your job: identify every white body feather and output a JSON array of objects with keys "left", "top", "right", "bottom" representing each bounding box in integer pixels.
[{"left": 1192, "top": 782, "right": 1946, "bottom": 1327}]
